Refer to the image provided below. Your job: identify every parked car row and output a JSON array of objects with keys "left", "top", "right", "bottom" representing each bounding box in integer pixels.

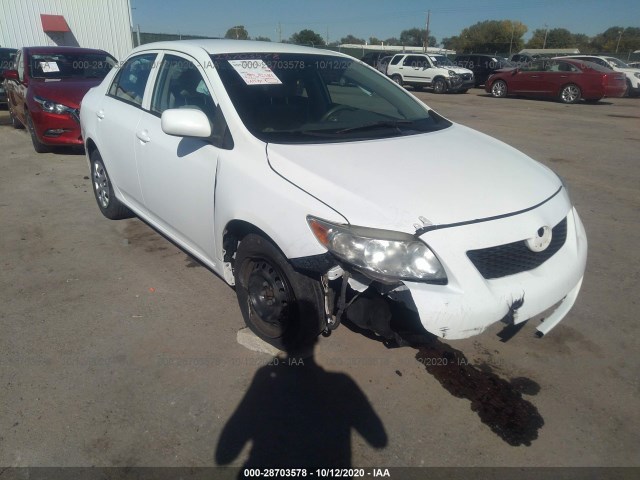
[
  {"left": 2, "top": 46, "right": 116, "bottom": 152},
  {"left": 364, "top": 49, "right": 635, "bottom": 103}
]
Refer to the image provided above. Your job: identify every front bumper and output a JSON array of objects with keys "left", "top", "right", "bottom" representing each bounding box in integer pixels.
[
  {"left": 403, "top": 195, "right": 587, "bottom": 339},
  {"left": 448, "top": 74, "right": 475, "bottom": 92},
  {"left": 31, "top": 109, "right": 83, "bottom": 146}
]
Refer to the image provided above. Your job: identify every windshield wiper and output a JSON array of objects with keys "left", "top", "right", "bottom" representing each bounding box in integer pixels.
[{"left": 335, "top": 120, "right": 416, "bottom": 134}]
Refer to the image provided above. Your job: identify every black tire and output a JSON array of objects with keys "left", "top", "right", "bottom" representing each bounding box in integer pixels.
[
  {"left": 432, "top": 77, "right": 447, "bottom": 94},
  {"left": 491, "top": 80, "right": 507, "bottom": 98},
  {"left": 559, "top": 84, "right": 581, "bottom": 104},
  {"left": 90, "top": 149, "right": 134, "bottom": 220},
  {"left": 235, "top": 234, "right": 325, "bottom": 353},
  {"left": 391, "top": 74, "right": 403, "bottom": 87},
  {"left": 26, "top": 113, "right": 50, "bottom": 153},
  {"left": 10, "top": 109, "right": 24, "bottom": 129}
]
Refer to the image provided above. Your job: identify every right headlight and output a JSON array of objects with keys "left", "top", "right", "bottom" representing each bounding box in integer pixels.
[{"left": 307, "top": 216, "right": 447, "bottom": 284}]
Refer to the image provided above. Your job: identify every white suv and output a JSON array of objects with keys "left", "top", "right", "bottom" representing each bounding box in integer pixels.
[
  {"left": 80, "top": 40, "right": 586, "bottom": 351},
  {"left": 557, "top": 55, "right": 640, "bottom": 96},
  {"left": 386, "top": 53, "right": 474, "bottom": 93}
]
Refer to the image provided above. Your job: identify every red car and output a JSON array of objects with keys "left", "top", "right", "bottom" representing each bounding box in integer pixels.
[
  {"left": 4, "top": 46, "right": 116, "bottom": 152},
  {"left": 485, "top": 58, "right": 627, "bottom": 104}
]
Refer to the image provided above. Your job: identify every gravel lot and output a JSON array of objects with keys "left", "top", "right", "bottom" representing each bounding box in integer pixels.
[{"left": 1, "top": 90, "right": 639, "bottom": 471}]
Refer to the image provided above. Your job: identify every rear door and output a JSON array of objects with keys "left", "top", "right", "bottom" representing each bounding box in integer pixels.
[{"left": 96, "top": 53, "right": 157, "bottom": 209}]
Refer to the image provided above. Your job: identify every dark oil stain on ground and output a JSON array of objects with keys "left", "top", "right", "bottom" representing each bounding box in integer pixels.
[{"left": 414, "top": 338, "right": 543, "bottom": 446}]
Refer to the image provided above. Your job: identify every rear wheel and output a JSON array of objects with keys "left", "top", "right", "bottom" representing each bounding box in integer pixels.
[
  {"left": 491, "top": 80, "right": 507, "bottom": 98},
  {"left": 26, "top": 113, "right": 50, "bottom": 153},
  {"left": 235, "top": 234, "right": 325, "bottom": 353},
  {"left": 432, "top": 78, "right": 447, "bottom": 94},
  {"left": 560, "top": 84, "right": 581, "bottom": 104},
  {"left": 90, "top": 149, "right": 134, "bottom": 220}
]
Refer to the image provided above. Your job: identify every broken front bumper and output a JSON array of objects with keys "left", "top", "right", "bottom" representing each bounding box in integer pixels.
[{"left": 403, "top": 199, "right": 587, "bottom": 339}]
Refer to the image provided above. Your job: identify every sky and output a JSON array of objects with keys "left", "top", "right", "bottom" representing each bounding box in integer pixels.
[{"left": 130, "top": 0, "right": 639, "bottom": 44}]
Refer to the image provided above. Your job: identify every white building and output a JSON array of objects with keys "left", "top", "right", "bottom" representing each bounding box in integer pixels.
[{"left": 0, "top": 0, "right": 134, "bottom": 59}]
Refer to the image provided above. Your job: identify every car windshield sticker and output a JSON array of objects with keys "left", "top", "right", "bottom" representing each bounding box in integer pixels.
[
  {"left": 228, "top": 60, "right": 282, "bottom": 85},
  {"left": 40, "top": 61, "right": 60, "bottom": 73}
]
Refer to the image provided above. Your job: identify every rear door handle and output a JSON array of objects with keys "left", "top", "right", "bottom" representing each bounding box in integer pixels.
[{"left": 136, "top": 130, "right": 151, "bottom": 143}]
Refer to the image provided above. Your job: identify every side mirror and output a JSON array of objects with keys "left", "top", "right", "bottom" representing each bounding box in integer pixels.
[
  {"left": 3, "top": 69, "right": 19, "bottom": 81},
  {"left": 161, "top": 108, "right": 211, "bottom": 138}
]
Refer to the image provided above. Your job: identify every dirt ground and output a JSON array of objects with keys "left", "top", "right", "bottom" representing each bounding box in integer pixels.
[{"left": 1, "top": 90, "right": 639, "bottom": 471}]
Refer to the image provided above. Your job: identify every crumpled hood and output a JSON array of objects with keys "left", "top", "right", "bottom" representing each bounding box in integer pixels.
[
  {"left": 30, "top": 77, "right": 104, "bottom": 109},
  {"left": 267, "top": 123, "right": 561, "bottom": 233}
]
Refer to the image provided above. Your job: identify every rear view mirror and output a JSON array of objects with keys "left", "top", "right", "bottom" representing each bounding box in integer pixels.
[{"left": 161, "top": 108, "right": 211, "bottom": 138}]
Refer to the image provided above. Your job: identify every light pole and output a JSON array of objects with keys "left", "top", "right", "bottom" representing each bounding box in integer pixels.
[
  {"left": 542, "top": 24, "right": 549, "bottom": 50},
  {"left": 616, "top": 30, "right": 623, "bottom": 53}
]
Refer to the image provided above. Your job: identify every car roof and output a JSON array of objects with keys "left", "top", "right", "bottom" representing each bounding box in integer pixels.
[
  {"left": 130, "top": 39, "right": 351, "bottom": 59},
  {"left": 22, "top": 46, "right": 112, "bottom": 55}
]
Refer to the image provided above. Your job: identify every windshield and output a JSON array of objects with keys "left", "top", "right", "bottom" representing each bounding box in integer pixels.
[
  {"left": 30, "top": 53, "right": 116, "bottom": 79},
  {"left": 604, "top": 57, "right": 629, "bottom": 68},
  {"left": 429, "top": 55, "right": 455, "bottom": 67},
  {"left": 211, "top": 53, "right": 451, "bottom": 144}
]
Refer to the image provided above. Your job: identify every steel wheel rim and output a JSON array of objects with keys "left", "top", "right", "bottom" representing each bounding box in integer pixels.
[
  {"left": 246, "top": 258, "right": 293, "bottom": 338},
  {"left": 93, "top": 161, "right": 110, "bottom": 209},
  {"left": 434, "top": 79, "right": 445, "bottom": 93},
  {"left": 393, "top": 76, "right": 401, "bottom": 85},
  {"left": 493, "top": 81, "right": 506, "bottom": 97},
  {"left": 562, "top": 85, "right": 579, "bottom": 103}
]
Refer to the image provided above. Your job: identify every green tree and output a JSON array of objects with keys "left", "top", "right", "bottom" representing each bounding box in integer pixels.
[
  {"left": 253, "top": 36, "right": 272, "bottom": 42},
  {"left": 526, "top": 28, "right": 574, "bottom": 49},
  {"left": 290, "top": 29, "right": 325, "bottom": 46},
  {"left": 224, "top": 25, "right": 249, "bottom": 40},
  {"left": 384, "top": 37, "right": 401, "bottom": 46},
  {"left": 454, "top": 20, "right": 527, "bottom": 54},
  {"left": 340, "top": 34, "right": 365, "bottom": 45},
  {"left": 591, "top": 27, "right": 640, "bottom": 53},
  {"left": 369, "top": 37, "right": 382, "bottom": 45},
  {"left": 399, "top": 28, "right": 436, "bottom": 47}
]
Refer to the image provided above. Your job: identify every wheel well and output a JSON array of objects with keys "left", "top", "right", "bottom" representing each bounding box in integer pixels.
[
  {"left": 223, "top": 220, "right": 277, "bottom": 263},
  {"left": 85, "top": 138, "right": 98, "bottom": 157}
]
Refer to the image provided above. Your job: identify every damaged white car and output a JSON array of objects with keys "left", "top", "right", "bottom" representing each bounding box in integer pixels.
[{"left": 80, "top": 40, "right": 587, "bottom": 350}]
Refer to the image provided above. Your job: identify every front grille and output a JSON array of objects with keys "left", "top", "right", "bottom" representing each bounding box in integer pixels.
[
  {"left": 467, "top": 217, "right": 567, "bottom": 279},
  {"left": 460, "top": 73, "right": 473, "bottom": 81}
]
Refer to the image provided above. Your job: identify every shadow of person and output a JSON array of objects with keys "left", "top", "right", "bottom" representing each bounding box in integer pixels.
[{"left": 215, "top": 337, "right": 387, "bottom": 472}]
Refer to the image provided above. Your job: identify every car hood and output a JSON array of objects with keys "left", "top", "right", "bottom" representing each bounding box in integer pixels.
[
  {"left": 267, "top": 123, "right": 561, "bottom": 233},
  {"left": 29, "top": 77, "right": 104, "bottom": 109},
  {"left": 448, "top": 66, "right": 473, "bottom": 75}
]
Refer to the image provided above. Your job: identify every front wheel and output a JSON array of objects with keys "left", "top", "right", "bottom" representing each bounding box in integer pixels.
[
  {"left": 9, "top": 108, "right": 24, "bottom": 129},
  {"left": 391, "top": 74, "right": 403, "bottom": 86},
  {"left": 235, "top": 234, "right": 326, "bottom": 353},
  {"left": 26, "top": 114, "right": 50, "bottom": 153},
  {"left": 432, "top": 78, "right": 447, "bottom": 94},
  {"left": 491, "top": 80, "right": 507, "bottom": 98},
  {"left": 560, "top": 84, "right": 581, "bottom": 104}
]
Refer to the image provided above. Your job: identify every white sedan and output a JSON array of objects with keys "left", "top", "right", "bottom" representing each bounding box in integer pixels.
[{"left": 80, "top": 40, "right": 587, "bottom": 351}]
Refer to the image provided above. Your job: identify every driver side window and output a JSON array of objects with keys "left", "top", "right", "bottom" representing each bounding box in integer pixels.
[{"left": 151, "top": 54, "right": 233, "bottom": 149}]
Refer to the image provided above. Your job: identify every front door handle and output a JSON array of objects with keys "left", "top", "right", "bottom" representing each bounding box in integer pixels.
[
  {"left": 96, "top": 110, "right": 105, "bottom": 120},
  {"left": 136, "top": 130, "right": 151, "bottom": 143}
]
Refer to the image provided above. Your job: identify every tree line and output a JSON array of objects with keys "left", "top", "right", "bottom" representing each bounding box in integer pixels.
[{"left": 223, "top": 22, "right": 640, "bottom": 54}]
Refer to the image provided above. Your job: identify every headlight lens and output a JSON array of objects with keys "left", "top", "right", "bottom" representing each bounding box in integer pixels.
[
  {"left": 448, "top": 70, "right": 458, "bottom": 77},
  {"left": 34, "top": 96, "right": 74, "bottom": 115},
  {"left": 307, "top": 216, "right": 447, "bottom": 283}
]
